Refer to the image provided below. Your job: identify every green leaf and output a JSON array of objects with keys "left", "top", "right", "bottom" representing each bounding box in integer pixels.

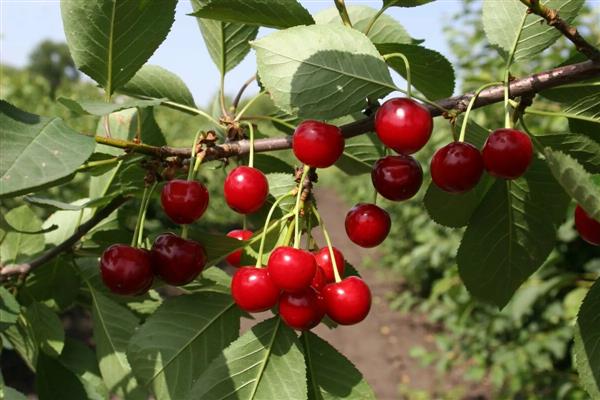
[
  {"left": 187, "top": 231, "right": 249, "bottom": 266},
  {"left": 377, "top": 43, "right": 455, "bottom": 100},
  {"left": 314, "top": 6, "right": 413, "bottom": 45},
  {"left": 482, "top": 0, "right": 585, "bottom": 62},
  {"left": 0, "top": 287, "right": 20, "bottom": 332},
  {"left": 457, "top": 159, "right": 570, "bottom": 308},
  {"left": 252, "top": 24, "right": 395, "bottom": 120},
  {"left": 335, "top": 132, "right": 384, "bottom": 176},
  {"left": 183, "top": 266, "right": 232, "bottom": 294},
  {"left": 189, "top": 0, "right": 314, "bottom": 29},
  {"left": 61, "top": 0, "right": 177, "bottom": 95},
  {"left": 120, "top": 65, "right": 196, "bottom": 107},
  {"left": 2, "top": 387, "right": 28, "bottom": 400},
  {"left": 301, "top": 332, "right": 376, "bottom": 399},
  {"left": 187, "top": 317, "right": 306, "bottom": 400},
  {"left": 249, "top": 154, "right": 294, "bottom": 174},
  {"left": 42, "top": 202, "right": 94, "bottom": 246},
  {"left": 192, "top": 0, "right": 258, "bottom": 74},
  {"left": 544, "top": 149, "right": 600, "bottom": 220},
  {"left": 0, "top": 101, "right": 95, "bottom": 197},
  {"left": 536, "top": 132, "right": 600, "bottom": 173},
  {"left": 0, "top": 205, "right": 45, "bottom": 264},
  {"left": 58, "top": 97, "right": 164, "bottom": 116},
  {"left": 384, "top": 0, "right": 436, "bottom": 7},
  {"left": 36, "top": 352, "right": 89, "bottom": 400},
  {"left": 574, "top": 279, "right": 600, "bottom": 399},
  {"left": 560, "top": 91, "right": 600, "bottom": 124},
  {"left": 127, "top": 292, "right": 240, "bottom": 400},
  {"left": 25, "top": 193, "right": 123, "bottom": 211},
  {"left": 58, "top": 338, "right": 109, "bottom": 400}
]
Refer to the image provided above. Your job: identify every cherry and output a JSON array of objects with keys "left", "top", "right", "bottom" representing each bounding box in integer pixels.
[
  {"left": 231, "top": 267, "right": 280, "bottom": 312},
  {"left": 224, "top": 166, "right": 269, "bottom": 214},
  {"left": 314, "top": 247, "right": 345, "bottom": 283},
  {"left": 430, "top": 142, "right": 484, "bottom": 193},
  {"left": 161, "top": 179, "right": 209, "bottom": 224},
  {"left": 278, "top": 288, "right": 326, "bottom": 330},
  {"left": 292, "top": 120, "right": 345, "bottom": 168},
  {"left": 322, "top": 276, "right": 371, "bottom": 325},
  {"left": 371, "top": 155, "right": 423, "bottom": 201},
  {"left": 150, "top": 233, "right": 206, "bottom": 286},
  {"left": 100, "top": 244, "right": 154, "bottom": 296},
  {"left": 267, "top": 246, "right": 317, "bottom": 293},
  {"left": 575, "top": 205, "right": 600, "bottom": 246},
  {"left": 374, "top": 98, "right": 433, "bottom": 155},
  {"left": 345, "top": 203, "right": 391, "bottom": 248},
  {"left": 311, "top": 267, "right": 327, "bottom": 291},
  {"left": 482, "top": 128, "right": 533, "bottom": 179},
  {"left": 225, "top": 229, "right": 253, "bottom": 267}
]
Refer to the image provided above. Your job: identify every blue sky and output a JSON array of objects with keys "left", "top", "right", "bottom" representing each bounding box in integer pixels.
[{"left": 1, "top": 1, "right": 461, "bottom": 106}]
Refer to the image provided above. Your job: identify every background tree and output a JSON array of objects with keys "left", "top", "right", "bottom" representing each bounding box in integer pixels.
[{"left": 27, "top": 40, "right": 79, "bottom": 99}]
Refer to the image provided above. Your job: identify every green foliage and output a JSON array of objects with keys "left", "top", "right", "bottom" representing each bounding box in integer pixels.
[
  {"left": 574, "top": 279, "right": 600, "bottom": 398},
  {"left": 120, "top": 65, "right": 196, "bottom": 107}
]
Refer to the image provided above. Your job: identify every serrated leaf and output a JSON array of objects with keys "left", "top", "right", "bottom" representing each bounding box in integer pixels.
[
  {"left": 457, "top": 159, "right": 570, "bottom": 308},
  {"left": 377, "top": 43, "right": 455, "bottom": 100},
  {"left": 482, "top": 0, "right": 584, "bottom": 62},
  {"left": 384, "top": 0, "right": 436, "bottom": 7},
  {"left": 0, "top": 205, "right": 45, "bottom": 264},
  {"left": 183, "top": 266, "right": 232, "bottom": 294},
  {"left": 120, "top": 65, "right": 195, "bottom": 107},
  {"left": 301, "top": 332, "right": 376, "bottom": 400},
  {"left": 58, "top": 97, "right": 164, "bottom": 116},
  {"left": 0, "top": 287, "right": 20, "bottom": 332},
  {"left": 252, "top": 24, "right": 395, "bottom": 120},
  {"left": 36, "top": 352, "right": 89, "bottom": 400},
  {"left": 187, "top": 317, "right": 306, "bottom": 400},
  {"left": 0, "top": 101, "right": 95, "bottom": 197},
  {"left": 127, "top": 292, "right": 240, "bottom": 400},
  {"left": 574, "top": 279, "right": 600, "bottom": 399},
  {"left": 537, "top": 132, "right": 600, "bottom": 173},
  {"left": 61, "top": 0, "right": 177, "bottom": 95},
  {"left": 58, "top": 338, "right": 109, "bottom": 400},
  {"left": 561, "top": 92, "right": 600, "bottom": 124},
  {"left": 189, "top": 0, "right": 314, "bottom": 29},
  {"left": 545, "top": 149, "right": 600, "bottom": 220}
]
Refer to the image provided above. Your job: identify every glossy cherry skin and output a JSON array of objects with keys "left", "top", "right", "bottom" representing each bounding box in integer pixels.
[
  {"left": 292, "top": 120, "right": 345, "bottom": 168},
  {"left": 314, "top": 247, "right": 345, "bottom": 283},
  {"left": 374, "top": 98, "right": 433, "bottom": 155},
  {"left": 322, "top": 276, "right": 372, "bottom": 325},
  {"left": 161, "top": 179, "right": 209, "bottom": 224},
  {"left": 345, "top": 203, "right": 391, "bottom": 248},
  {"left": 100, "top": 244, "right": 154, "bottom": 296},
  {"left": 311, "top": 267, "right": 327, "bottom": 291},
  {"left": 430, "top": 142, "right": 484, "bottom": 193},
  {"left": 224, "top": 166, "right": 269, "bottom": 214},
  {"left": 267, "top": 246, "right": 317, "bottom": 293},
  {"left": 231, "top": 267, "right": 280, "bottom": 312},
  {"left": 225, "top": 229, "right": 253, "bottom": 267},
  {"left": 482, "top": 129, "right": 533, "bottom": 179},
  {"left": 371, "top": 155, "right": 423, "bottom": 201},
  {"left": 279, "top": 288, "right": 326, "bottom": 330},
  {"left": 575, "top": 205, "right": 600, "bottom": 246},
  {"left": 151, "top": 233, "right": 206, "bottom": 286}
]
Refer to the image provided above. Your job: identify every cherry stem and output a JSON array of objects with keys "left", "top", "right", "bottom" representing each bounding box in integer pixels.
[
  {"left": 458, "top": 81, "right": 503, "bottom": 142},
  {"left": 504, "top": 14, "right": 527, "bottom": 129},
  {"left": 235, "top": 92, "right": 265, "bottom": 122},
  {"left": 131, "top": 184, "right": 155, "bottom": 248},
  {"left": 219, "top": 71, "right": 230, "bottom": 118},
  {"left": 137, "top": 182, "right": 157, "bottom": 246},
  {"left": 293, "top": 165, "right": 310, "bottom": 249},
  {"left": 240, "top": 115, "right": 297, "bottom": 130},
  {"left": 242, "top": 121, "right": 255, "bottom": 168},
  {"left": 255, "top": 192, "right": 295, "bottom": 268},
  {"left": 384, "top": 53, "right": 412, "bottom": 99},
  {"left": 305, "top": 205, "right": 314, "bottom": 250},
  {"left": 284, "top": 219, "right": 296, "bottom": 247},
  {"left": 518, "top": 115, "right": 545, "bottom": 153},
  {"left": 311, "top": 204, "right": 342, "bottom": 283},
  {"left": 187, "top": 129, "right": 203, "bottom": 181}
]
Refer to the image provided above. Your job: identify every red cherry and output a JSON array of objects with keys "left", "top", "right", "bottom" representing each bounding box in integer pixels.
[
  {"left": 374, "top": 98, "right": 433, "bottom": 154},
  {"left": 575, "top": 205, "right": 600, "bottom": 246},
  {"left": 482, "top": 129, "right": 533, "bottom": 179},
  {"left": 345, "top": 203, "right": 391, "bottom": 248},
  {"left": 371, "top": 155, "right": 423, "bottom": 201},
  {"left": 161, "top": 179, "right": 209, "bottom": 224},
  {"left": 430, "top": 142, "right": 484, "bottom": 193},
  {"left": 292, "top": 120, "right": 345, "bottom": 168},
  {"left": 278, "top": 288, "right": 326, "bottom": 330},
  {"left": 314, "top": 247, "right": 345, "bottom": 282},
  {"left": 231, "top": 267, "right": 280, "bottom": 312},
  {"left": 322, "top": 276, "right": 371, "bottom": 325},
  {"left": 225, "top": 229, "right": 253, "bottom": 267},
  {"left": 150, "top": 233, "right": 206, "bottom": 286},
  {"left": 267, "top": 246, "right": 317, "bottom": 293},
  {"left": 100, "top": 244, "right": 154, "bottom": 296},
  {"left": 311, "top": 267, "right": 327, "bottom": 291},
  {"left": 224, "top": 166, "right": 269, "bottom": 214}
]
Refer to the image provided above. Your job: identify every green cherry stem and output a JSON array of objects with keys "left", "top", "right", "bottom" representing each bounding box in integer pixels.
[
  {"left": 504, "top": 14, "right": 527, "bottom": 128},
  {"left": 235, "top": 92, "right": 266, "bottom": 122},
  {"left": 293, "top": 165, "right": 310, "bottom": 249},
  {"left": 458, "top": 81, "right": 503, "bottom": 142},
  {"left": 242, "top": 121, "right": 256, "bottom": 168},
  {"left": 131, "top": 184, "right": 154, "bottom": 248},
  {"left": 311, "top": 204, "right": 341, "bottom": 283},
  {"left": 255, "top": 192, "right": 295, "bottom": 268},
  {"left": 384, "top": 53, "right": 412, "bottom": 99},
  {"left": 187, "top": 128, "right": 203, "bottom": 181},
  {"left": 137, "top": 182, "right": 157, "bottom": 246}
]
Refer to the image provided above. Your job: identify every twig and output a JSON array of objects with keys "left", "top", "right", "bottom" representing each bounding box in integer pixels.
[
  {"left": 232, "top": 74, "right": 257, "bottom": 114},
  {"left": 334, "top": 0, "right": 353, "bottom": 27}
]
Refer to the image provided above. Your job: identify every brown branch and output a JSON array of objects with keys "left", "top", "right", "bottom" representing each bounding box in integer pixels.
[
  {"left": 519, "top": 0, "right": 600, "bottom": 61},
  {"left": 0, "top": 196, "right": 130, "bottom": 281}
]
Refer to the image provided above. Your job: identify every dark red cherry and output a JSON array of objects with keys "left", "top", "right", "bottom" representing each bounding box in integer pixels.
[
  {"left": 150, "top": 233, "right": 206, "bottom": 286},
  {"left": 431, "top": 142, "right": 484, "bottom": 193},
  {"left": 161, "top": 179, "right": 209, "bottom": 224},
  {"left": 482, "top": 129, "right": 533, "bottom": 179},
  {"left": 278, "top": 288, "right": 326, "bottom": 330},
  {"left": 267, "top": 246, "right": 317, "bottom": 293},
  {"left": 345, "top": 203, "right": 391, "bottom": 248},
  {"left": 224, "top": 166, "right": 269, "bottom": 214},
  {"left": 292, "top": 120, "right": 345, "bottom": 168},
  {"left": 314, "top": 247, "right": 345, "bottom": 282},
  {"left": 374, "top": 98, "right": 433, "bottom": 154},
  {"left": 371, "top": 155, "right": 423, "bottom": 201},
  {"left": 311, "top": 267, "right": 327, "bottom": 291},
  {"left": 225, "top": 229, "right": 253, "bottom": 267},
  {"left": 100, "top": 244, "right": 154, "bottom": 296},
  {"left": 575, "top": 205, "right": 600, "bottom": 246},
  {"left": 231, "top": 267, "right": 280, "bottom": 312},
  {"left": 322, "top": 276, "right": 371, "bottom": 325}
]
